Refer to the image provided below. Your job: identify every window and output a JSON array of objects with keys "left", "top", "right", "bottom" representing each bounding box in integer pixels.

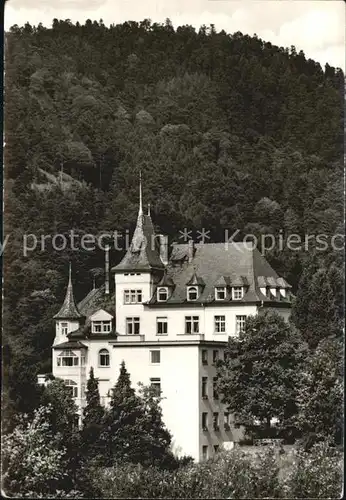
[
  {"left": 65, "top": 379, "right": 78, "bottom": 398},
  {"left": 214, "top": 445, "right": 220, "bottom": 453},
  {"left": 92, "top": 320, "right": 111, "bottom": 334},
  {"left": 185, "top": 316, "right": 199, "bottom": 334},
  {"left": 124, "top": 289, "right": 142, "bottom": 304},
  {"left": 214, "top": 315, "right": 226, "bottom": 333},
  {"left": 150, "top": 378, "right": 161, "bottom": 396},
  {"left": 187, "top": 286, "right": 198, "bottom": 301},
  {"left": 202, "top": 445, "right": 208, "bottom": 461},
  {"left": 201, "top": 349, "right": 208, "bottom": 365},
  {"left": 213, "top": 377, "right": 219, "bottom": 399},
  {"left": 150, "top": 350, "right": 160, "bottom": 364},
  {"left": 224, "top": 412, "right": 230, "bottom": 430},
  {"left": 157, "top": 287, "right": 168, "bottom": 302},
  {"left": 232, "top": 287, "right": 243, "bottom": 300},
  {"left": 126, "top": 317, "right": 140, "bottom": 335},
  {"left": 202, "top": 412, "right": 208, "bottom": 430},
  {"left": 61, "top": 322, "right": 68, "bottom": 335},
  {"left": 213, "top": 412, "right": 219, "bottom": 430},
  {"left": 236, "top": 315, "right": 247, "bottom": 334},
  {"left": 202, "top": 377, "right": 208, "bottom": 398},
  {"left": 157, "top": 317, "right": 168, "bottom": 335},
  {"left": 99, "top": 348, "right": 110, "bottom": 367},
  {"left": 213, "top": 350, "right": 219, "bottom": 363},
  {"left": 215, "top": 287, "right": 226, "bottom": 300},
  {"left": 57, "top": 350, "right": 79, "bottom": 367}
]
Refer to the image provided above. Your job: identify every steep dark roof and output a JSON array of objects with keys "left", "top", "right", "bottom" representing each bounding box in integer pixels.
[
  {"left": 186, "top": 271, "right": 205, "bottom": 286},
  {"left": 157, "top": 271, "right": 175, "bottom": 287},
  {"left": 65, "top": 285, "right": 117, "bottom": 339},
  {"left": 112, "top": 213, "right": 164, "bottom": 272},
  {"left": 77, "top": 285, "right": 114, "bottom": 320},
  {"left": 53, "top": 340, "right": 88, "bottom": 349},
  {"left": 148, "top": 242, "right": 291, "bottom": 305},
  {"left": 53, "top": 266, "right": 83, "bottom": 320}
]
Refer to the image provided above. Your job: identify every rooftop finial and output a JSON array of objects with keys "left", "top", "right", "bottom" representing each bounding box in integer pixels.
[
  {"left": 148, "top": 203, "right": 151, "bottom": 216},
  {"left": 139, "top": 170, "right": 143, "bottom": 216},
  {"left": 68, "top": 261, "right": 72, "bottom": 287}
]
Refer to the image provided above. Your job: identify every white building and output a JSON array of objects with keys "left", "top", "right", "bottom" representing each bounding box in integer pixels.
[{"left": 48, "top": 182, "right": 292, "bottom": 462}]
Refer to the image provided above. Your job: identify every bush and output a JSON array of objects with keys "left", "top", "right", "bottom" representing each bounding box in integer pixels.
[
  {"left": 282, "top": 442, "right": 343, "bottom": 498},
  {"left": 92, "top": 444, "right": 342, "bottom": 498}
]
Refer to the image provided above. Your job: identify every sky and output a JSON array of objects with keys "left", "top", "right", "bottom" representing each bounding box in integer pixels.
[{"left": 4, "top": 0, "right": 345, "bottom": 70}]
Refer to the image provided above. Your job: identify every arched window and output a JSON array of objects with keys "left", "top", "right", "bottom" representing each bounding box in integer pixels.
[
  {"left": 64, "top": 379, "right": 78, "bottom": 398},
  {"left": 157, "top": 287, "right": 168, "bottom": 302},
  {"left": 99, "top": 349, "right": 110, "bottom": 367},
  {"left": 187, "top": 286, "right": 198, "bottom": 301}
]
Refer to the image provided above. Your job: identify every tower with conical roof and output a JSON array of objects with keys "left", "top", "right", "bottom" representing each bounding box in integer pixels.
[
  {"left": 112, "top": 172, "right": 166, "bottom": 335},
  {"left": 53, "top": 263, "right": 83, "bottom": 345}
]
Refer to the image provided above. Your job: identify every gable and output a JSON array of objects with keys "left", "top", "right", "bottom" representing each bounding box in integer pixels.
[{"left": 89, "top": 309, "right": 114, "bottom": 321}]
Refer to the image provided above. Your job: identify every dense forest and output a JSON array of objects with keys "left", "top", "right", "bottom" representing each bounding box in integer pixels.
[{"left": 3, "top": 19, "right": 344, "bottom": 420}]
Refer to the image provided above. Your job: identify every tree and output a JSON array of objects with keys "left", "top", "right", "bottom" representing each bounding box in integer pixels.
[
  {"left": 292, "top": 260, "right": 343, "bottom": 349},
  {"left": 2, "top": 405, "right": 80, "bottom": 497},
  {"left": 81, "top": 367, "right": 105, "bottom": 461},
  {"left": 294, "top": 336, "right": 343, "bottom": 447},
  {"left": 40, "top": 379, "right": 81, "bottom": 487},
  {"left": 138, "top": 383, "right": 178, "bottom": 469},
  {"left": 216, "top": 312, "right": 307, "bottom": 440},
  {"left": 101, "top": 361, "right": 148, "bottom": 466}
]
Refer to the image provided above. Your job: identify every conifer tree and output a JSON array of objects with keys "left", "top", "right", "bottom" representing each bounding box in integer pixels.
[
  {"left": 101, "top": 361, "right": 148, "bottom": 466},
  {"left": 81, "top": 367, "right": 105, "bottom": 461},
  {"left": 139, "top": 383, "right": 177, "bottom": 469}
]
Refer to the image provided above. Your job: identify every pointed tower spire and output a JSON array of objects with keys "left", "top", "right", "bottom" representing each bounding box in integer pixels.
[
  {"left": 138, "top": 170, "right": 143, "bottom": 216},
  {"left": 53, "top": 262, "right": 83, "bottom": 319}
]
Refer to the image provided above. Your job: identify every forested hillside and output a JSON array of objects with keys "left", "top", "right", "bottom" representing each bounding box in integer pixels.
[{"left": 3, "top": 19, "right": 344, "bottom": 417}]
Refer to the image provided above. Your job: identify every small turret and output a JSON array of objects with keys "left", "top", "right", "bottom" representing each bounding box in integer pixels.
[{"left": 53, "top": 263, "right": 83, "bottom": 345}]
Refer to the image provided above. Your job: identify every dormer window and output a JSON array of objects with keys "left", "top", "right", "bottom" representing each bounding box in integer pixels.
[
  {"left": 92, "top": 320, "right": 111, "bottom": 334},
  {"left": 215, "top": 287, "right": 226, "bottom": 301},
  {"left": 187, "top": 286, "right": 198, "bottom": 301},
  {"left": 157, "top": 287, "right": 168, "bottom": 302},
  {"left": 232, "top": 287, "right": 243, "bottom": 300}
]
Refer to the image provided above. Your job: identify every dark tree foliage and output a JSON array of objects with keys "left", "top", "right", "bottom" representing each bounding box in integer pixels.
[
  {"left": 81, "top": 367, "right": 105, "bottom": 462},
  {"left": 101, "top": 362, "right": 177, "bottom": 468},
  {"left": 216, "top": 312, "right": 307, "bottom": 441},
  {"left": 3, "top": 20, "right": 344, "bottom": 419}
]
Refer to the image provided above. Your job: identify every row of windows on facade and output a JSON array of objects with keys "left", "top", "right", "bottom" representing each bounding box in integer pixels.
[
  {"left": 61, "top": 315, "right": 246, "bottom": 337},
  {"left": 202, "top": 411, "right": 231, "bottom": 431},
  {"left": 61, "top": 321, "right": 112, "bottom": 336},
  {"left": 124, "top": 286, "right": 245, "bottom": 303},
  {"left": 124, "top": 286, "right": 289, "bottom": 303},
  {"left": 125, "top": 315, "right": 247, "bottom": 335},
  {"left": 57, "top": 348, "right": 223, "bottom": 368}
]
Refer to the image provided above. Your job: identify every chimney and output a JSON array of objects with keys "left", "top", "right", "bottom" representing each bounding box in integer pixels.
[
  {"left": 159, "top": 234, "right": 168, "bottom": 266},
  {"left": 105, "top": 245, "right": 110, "bottom": 295},
  {"left": 188, "top": 239, "right": 195, "bottom": 263}
]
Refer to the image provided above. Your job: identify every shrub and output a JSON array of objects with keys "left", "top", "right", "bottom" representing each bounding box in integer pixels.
[{"left": 282, "top": 442, "right": 343, "bottom": 498}]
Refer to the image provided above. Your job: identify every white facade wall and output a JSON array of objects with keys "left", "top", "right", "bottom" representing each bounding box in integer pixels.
[
  {"left": 52, "top": 271, "right": 291, "bottom": 462},
  {"left": 53, "top": 320, "right": 80, "bottom": 346}
]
